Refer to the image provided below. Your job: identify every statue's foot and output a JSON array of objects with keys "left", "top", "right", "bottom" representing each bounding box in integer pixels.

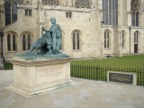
[
  {"left": 54, "top": 50, "right": 61, "bottom": 54},
  {"left": 25, "top": 51, "right": 31, "bottom": 55},
  {"left": 46, "top": 52, "right": 52, "bottom": 55}
]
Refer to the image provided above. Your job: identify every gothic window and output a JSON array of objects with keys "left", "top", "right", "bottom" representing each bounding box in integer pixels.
[
  {"left": 121, "top": 31, "right": 125, "bottom": 48},
  {"left": 66, "top": 12, "right": 72, "bottom": 18},
  {"left": 104, "top": 30, "right": 110, "bottom": 48},
  {"left": 4, "top": 0, "right": 19, "bottom": 26},
  {"left": 75, "top": 0, "right": 91, "bottom": 8},
  {"left": 132, "top": 12, "right": 139, "bottom": 26},
  {"left": 28, "top": 34, "right": 31, "bottom": 50},
  {"left": 134, "top": 31, "right": 139, "bottom": 53},
  {"left": 134, "top": 31, "right": 139, "bottom": 44},
  {"left": 131, "top": 0, "right": 141, "bottom": 26},
  {"left": 5, "top": 1, "right": 11, "bottom": 25},
  {"left": 22, "top": 34, "right": 26, "bottom": 50},
  {"left": 72, "top": 30, "right": 80, "bottom": 51},
  {"left": 12, "top": 2, "right": 17, "bottom": 22},
  {"left": 7, "top": 34, "right": 11, "bottom": 51},
  {"left": 42, "top": 0, "right": 59, "bottom": 5},
  {"left": 25, "top": 9, "right": 32, "bottom": 16},
  {"left": 102, "top": 0, "right": 118, "bottom": 25},
  {"left": 12, "top": 34, "right": 16, "bottom": 51},
  {"left": 7, "top": 32, "right": 17, "bottom": 51},
  {"left": 21, "top": 32, "right": 32, "bottom": 51}
]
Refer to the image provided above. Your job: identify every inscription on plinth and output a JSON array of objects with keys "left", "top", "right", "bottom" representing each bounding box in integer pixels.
[
  {"left": 38, "top": 65, "right": 62, "bottom": 76},
  {"left": 36, "top": 65, "right": 65, "bottom": 85},
  {"left": 107, "top": 71, "right": 137, "bottom": 85}
]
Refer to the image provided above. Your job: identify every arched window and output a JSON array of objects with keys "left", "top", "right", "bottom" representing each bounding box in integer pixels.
[
  {"left": 4, "top": 0, "right": 19, "bottom": 26},
  {"left": 134, "top": 31, "right": 139, "bottom": 53},
  {"left": 13, "top": 34, "right": 16, "bottom": 51},
  {"left": 104, "top": 30, "right": 110, "bottom": 48},
  {"left": 21, "top": 32, "right": 32, "bottom": 51},
  {"left": 102, "top": 0, "right": 118, "bottom": 25},
  {"left": 42, "top": 0, "right": 59, "bottom": 5},
  {"left": 75, "top": 0, "right": 91, "bottom": 8},
  {"left": 121, "top": 31, "right": 125, "bottom": 48},
  {"left": 12, "top": 2, "right": 17, "bottom": 22},
  {"left": 7, "top": 32, "right": 17, "bottom": 51},
  {"left": 7, "top": 34, "right": 11, "bottom": 51},
  {"left": 134, "top": 31, "right": 139, "bottom": 44},
  {"left": 131, "top": 0, "right": 141, "bottom": 26},
  {"left": 28, "top": 34, "right": 31, "bottom": 50},
  {"left": 22, "top": 34, "right": 26, "bottom": 50},
  {"left": 5, "top": 1, "right": 11, "bottom": 25},
  {"left": 72, "top": 30, "right": 80, "bottom": 51}
]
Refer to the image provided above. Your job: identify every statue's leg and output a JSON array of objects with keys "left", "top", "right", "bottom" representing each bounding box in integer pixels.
[
  {"left": 46, "top": 45, "right": 52, "bottom": 54},
  {"left": 27, "top": 42, "right": 36, "bottom": 53},
  {"left": 27, "top": 39, "right": 41, "bottom": 53},
  {"left": 55, "top": 39, "right": 59, "bottom": 53},
  {"left": 55, "top": 37, "right": 61, "bottom": 53},
  {"left": 52, "top": 35, "right": 57, "bottom": 53}
]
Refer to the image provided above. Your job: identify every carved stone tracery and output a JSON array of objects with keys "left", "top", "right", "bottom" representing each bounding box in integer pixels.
[
  {"left": 42, "top": 0, "right": 59, "bottom": 6},
  {"left": 131, "top": 0, "right": 141, "bottom": 12},
  {"left": 75, "top": 0, "right": 91, "bottom": 8}
]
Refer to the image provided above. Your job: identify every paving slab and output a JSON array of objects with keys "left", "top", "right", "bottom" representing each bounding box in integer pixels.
[{"left": 0, "top": 70, "right": 144, "bottom": 108}]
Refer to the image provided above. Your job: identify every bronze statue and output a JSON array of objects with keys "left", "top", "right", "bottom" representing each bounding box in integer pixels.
[{"left": 27, "top": 17, "right": 62, "bottom": 54}]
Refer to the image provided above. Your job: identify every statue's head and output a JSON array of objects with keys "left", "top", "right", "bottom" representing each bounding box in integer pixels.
[{"left": 50, "top": 17, "right": 56, "bottom": 24}]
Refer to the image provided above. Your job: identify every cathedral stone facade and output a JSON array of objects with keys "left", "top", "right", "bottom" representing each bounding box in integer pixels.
[{"left": 0, "top": 0, "right": 144, "bottom": 60}]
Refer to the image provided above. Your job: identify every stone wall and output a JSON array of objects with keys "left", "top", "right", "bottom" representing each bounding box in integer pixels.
[{"left": 40, "top": 7, "right": 101, "bottom": 58}]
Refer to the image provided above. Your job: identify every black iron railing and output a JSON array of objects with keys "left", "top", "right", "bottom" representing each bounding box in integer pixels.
[{"left": 71, "top": 65, "right": 144, "bottom": 86}]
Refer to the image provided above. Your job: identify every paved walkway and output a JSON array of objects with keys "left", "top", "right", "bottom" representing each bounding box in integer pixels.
[{"left": 0, "top": 70, "right": 144, "bottom": 108}]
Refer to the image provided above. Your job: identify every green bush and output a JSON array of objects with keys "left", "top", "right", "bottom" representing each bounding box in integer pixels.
[{"left": 4, "top": 62, "right": 13, "bottom": 70}]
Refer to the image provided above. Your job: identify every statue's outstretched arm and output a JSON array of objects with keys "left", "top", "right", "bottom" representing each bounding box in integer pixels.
[{"left": 42, "top": 26, "right": 51, "bottom": 32}]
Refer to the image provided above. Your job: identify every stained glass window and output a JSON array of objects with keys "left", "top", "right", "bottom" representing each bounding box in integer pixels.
[
  {"left": 4, "top": 0, "right": 19, "bottom": 26},
  {"left": 102, "top": 0, "right": 118, "bottom": 25},
  {"left": 131, "top": 0, "right": 141, "bottom": 26},
  {"left": 5, "top": 1, "right": 11, "bottom": 25},
  {"left": 12, "top": 2, "right": 17, "bottom": 22}
]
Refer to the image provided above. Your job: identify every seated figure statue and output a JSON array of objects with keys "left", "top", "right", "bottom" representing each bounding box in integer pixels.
[{"left": 27, "top": 17, "right": 62, "bottom": 55}]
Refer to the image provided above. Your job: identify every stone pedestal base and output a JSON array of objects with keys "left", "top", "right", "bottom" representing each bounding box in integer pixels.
[{"left": 8, "top": 58, "right": 73, "bottom": 98}]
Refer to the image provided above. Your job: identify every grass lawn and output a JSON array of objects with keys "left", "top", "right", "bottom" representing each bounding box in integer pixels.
[
  {"left": 71, "top": 55, "right": 144, "bottom": 86},
  {"left": 71, "top": 55, "right": 144, "bottom": 69}
]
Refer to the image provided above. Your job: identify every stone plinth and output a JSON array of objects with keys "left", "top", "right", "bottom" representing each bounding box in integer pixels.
[{"left": 8, "top": 57, "right": 73, "bottom": 97}]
